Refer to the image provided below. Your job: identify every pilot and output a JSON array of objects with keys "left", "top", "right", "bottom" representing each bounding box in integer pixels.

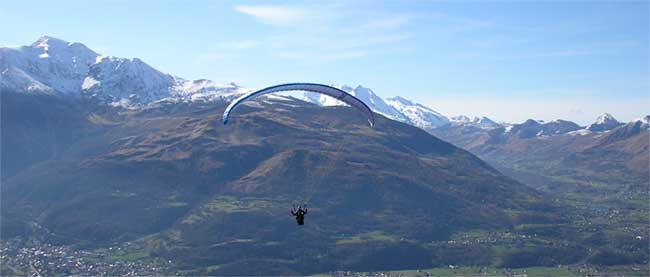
[{"left": 290, "top": 205, "right": 308, "bottom": 225}]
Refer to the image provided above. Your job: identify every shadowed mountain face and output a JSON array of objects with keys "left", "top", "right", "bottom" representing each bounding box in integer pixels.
[
  {"left": 1, "top": 93, "right": 90, "bottom": 178},
  {"left": 1, "top": 91, "right": 558, "bottom": 273}
]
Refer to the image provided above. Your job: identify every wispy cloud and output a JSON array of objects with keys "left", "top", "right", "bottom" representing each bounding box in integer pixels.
[
  {"left": 235, "top": 5, "right": 306, "bottom": 27},
  {"left": 230, "top": 4, "right": 415, "bottom": 63}
]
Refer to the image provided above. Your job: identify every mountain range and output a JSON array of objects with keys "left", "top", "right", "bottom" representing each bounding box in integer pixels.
[
  {"left": 0, "top": 36, "right": 246, "bottom": 105},
  {"left": 1, "top": 36, "right": 648, "bottom": 275},
  {"left": 431, "top": 113, "right": 649, "bottom": 192},
  {"left": 3, "top": 37, "right": 644, "bottom": 138}
]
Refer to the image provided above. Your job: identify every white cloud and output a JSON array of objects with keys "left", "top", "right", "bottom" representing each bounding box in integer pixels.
[
  {"left": 226, "top": 3, "right": 418, "bottom": 63},
  {"left": 235, "top": 5, "right": 306, "bottom": 26}
]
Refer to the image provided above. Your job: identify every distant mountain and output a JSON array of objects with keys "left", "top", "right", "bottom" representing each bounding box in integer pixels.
[
  {"left": 538, "top": 119, "right": 583, "bottom": 136},
  {"left": 2, "top": 36, "right": 643, "bottom": 186},
  {"left": 2, "top": 36, "right": 455, "bottom": 131},
  {"left": 592, "top": 118, "right": 650, "bottom": 148},
  {"left": 7, "top": 36, "right": 634, "bottom": 139},
  {"left": 586, "top": 113, "right": 623, "bottom": 132},
  {"left": 0, "top": 36, "right": 246, "bottom": 105},
  {"left": 1, "top": 36, "right": 98, "bottom": 95},
  {"left": 299, "top": 84, "right": 409, "bottom": 122},
  {"left": 298, "top": 85, "right": 452, "bottom": 129},
  {"left": 579, "top": 119, "right": 650, "bottom": 175},
  {"left": 431, "top": 114, "right": 649, "bottom": 192}
]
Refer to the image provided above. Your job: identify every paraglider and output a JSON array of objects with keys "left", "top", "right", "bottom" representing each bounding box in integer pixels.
[
  {"left": 221, "top": 83, "right": 375, "bottom": 127},
  {"left": 222, "top": 83, "right": 375, "bottom": 226}
]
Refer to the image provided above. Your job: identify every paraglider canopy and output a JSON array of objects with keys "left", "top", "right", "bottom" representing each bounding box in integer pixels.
[{"left": 222, "top": 83, "right": 375, "bottom": 127}]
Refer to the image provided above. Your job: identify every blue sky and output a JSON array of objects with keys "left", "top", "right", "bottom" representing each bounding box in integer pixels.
[{"left": 1, "top": 0, "right": 648, "bottom": 124}]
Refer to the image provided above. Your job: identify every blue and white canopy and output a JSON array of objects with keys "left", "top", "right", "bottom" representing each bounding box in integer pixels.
[{"left": 222, "top": 83, "right": 375, "bottom": 127}]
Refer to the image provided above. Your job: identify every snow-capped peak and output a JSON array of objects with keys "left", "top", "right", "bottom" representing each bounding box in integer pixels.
[
  {"left": 1, "top": 36, "right": 247, "bottom": 105},
  {"left": 296, "top": 84, "right": 449, "bottom": 129},
  {"left": 30, "top": 36, "right": 98, "bottom": 61},
  {"left": 31, "top": 36, "right": 71, "bottom": 49},
  {"left": 350, "top": 85, "right": 375, "bottom": 101},
  {"left": 1, "top": 36, "right": 100, "bottom": 95},
  {"left": 5, "top": 36, "right": 455, "bottom": 131},
  {"left": 595, "top": 113, "right": 618, "bottom": 124},
  {"left": 586, "top": 113, "right": 622, "bottom": 132}
]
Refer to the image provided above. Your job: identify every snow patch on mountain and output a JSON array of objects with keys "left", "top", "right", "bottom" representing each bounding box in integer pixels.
[
  {"left": 81, "top": 76, "right": 100, "bottom": 90},
  {"left": 568, "top": 129, "right": 593, "bottom": 136}
]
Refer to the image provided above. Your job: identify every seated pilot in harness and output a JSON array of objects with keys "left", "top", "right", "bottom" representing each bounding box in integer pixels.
[{"left": 290, "top": 204, "right": 308, "bottom": 225}]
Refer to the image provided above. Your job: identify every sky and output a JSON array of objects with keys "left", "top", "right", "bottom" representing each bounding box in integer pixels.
[{"left": 1, "top": 0, "right": 648, "bottom": 124}]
